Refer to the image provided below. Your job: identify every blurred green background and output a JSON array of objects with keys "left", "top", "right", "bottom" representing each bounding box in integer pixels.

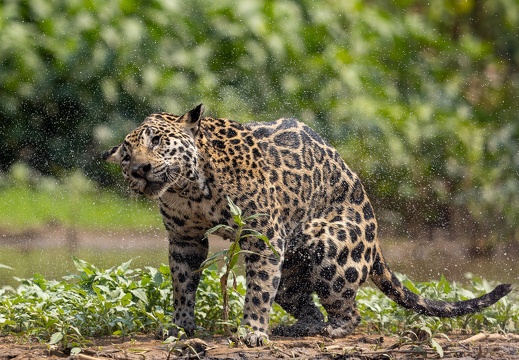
[{"left": 0, "top": 0, "right": 518, "bottom": 284}]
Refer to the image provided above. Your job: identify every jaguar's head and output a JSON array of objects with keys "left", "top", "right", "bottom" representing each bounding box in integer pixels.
[{"left": 103, "top": 104, "right": 205, "bottom": 199}]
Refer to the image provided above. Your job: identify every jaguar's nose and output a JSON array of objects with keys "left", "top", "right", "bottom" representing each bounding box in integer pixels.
[{"left": 131, "top": 163, "right": 151, "bottom": 179}]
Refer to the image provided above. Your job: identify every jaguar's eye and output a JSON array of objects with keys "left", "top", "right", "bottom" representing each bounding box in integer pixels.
[{"left": 151, "top": 135, "right": 161, "bottom": 146}]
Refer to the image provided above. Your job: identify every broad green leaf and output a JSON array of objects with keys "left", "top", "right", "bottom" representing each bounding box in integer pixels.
[
  {"left": 402, "top": 278, "right": 420, "bottom": 294},
  {"left": 48, "top": 332, "right": 63, "bottom": 345},
  {"left": 152, "top": 271, "right": 164, "bottom": 286},
  {"left": 159, "top": 263, "right": 170, "bottom": 275},
  {"left": 72, "top": 257, "right": 88, "bottom": 272},
  {"left": 438, "top": 275, "right": 452, "bottom": 293},
  {"left": 131, "top": 289, "right": 149, "bottom": 305},
  {"left": 430, "top": 339, "right": 444, "bottom": 358},
  {"left": 119, "top": 259, "right": 133, "bottom": 272}
]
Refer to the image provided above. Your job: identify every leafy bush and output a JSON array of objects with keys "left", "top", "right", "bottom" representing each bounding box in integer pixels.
[
  {"left": 0, "top": 258, "right": 172, "bottom": 344},
  {"left": 0, "top": 258, "right": 250, "bottom": 346}
]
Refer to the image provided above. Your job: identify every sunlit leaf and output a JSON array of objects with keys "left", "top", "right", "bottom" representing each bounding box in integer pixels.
[
  {"left": 130, "top": 289, "right": 148, "bottom": 305},
  {"left": 48, "top": 331, "right": 63, "bottom": 345},
  {"left": 430, "top": 339, "right": 444, "bottom": 358},
  {"left": 205, "top": 224, "right": 233, "bottom": 236}
]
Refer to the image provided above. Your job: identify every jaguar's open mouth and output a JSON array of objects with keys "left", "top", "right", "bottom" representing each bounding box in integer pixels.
[
  {"left": 128, "top": 179, "right": 167, "bottom": 199},
  {"left": 142, "top": 181, "right": 168, "bottom": 198}
]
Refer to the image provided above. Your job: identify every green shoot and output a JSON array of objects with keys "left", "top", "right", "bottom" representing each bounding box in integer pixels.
[{"left": 199, "top": 197, "right": 279, "bottom": 335}]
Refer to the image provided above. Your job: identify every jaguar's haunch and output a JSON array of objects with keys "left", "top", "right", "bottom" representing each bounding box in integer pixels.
[{"left": 103, "top": 104, "right": 512, "bottom": 346}]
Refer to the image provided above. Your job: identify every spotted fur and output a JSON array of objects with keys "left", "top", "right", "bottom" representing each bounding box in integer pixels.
[{"left": 104, "top": 104, "right": 511, "bottom": 346}]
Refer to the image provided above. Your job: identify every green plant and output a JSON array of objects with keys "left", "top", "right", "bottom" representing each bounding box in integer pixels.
[
  {"left": 199, "top": 196, "right": 279, "bottom": 335},
  {"left": 0, "top": 256, "right": 516, "bottom": 352},
  {"left": 0, "top": 258, "right": 174, "bottom": 350},
  {"left": 195, "top": 265, "right": 246, "bottom": 335},
  {"left": 0, "top": 257, "right": 248, "bottom": 349}
]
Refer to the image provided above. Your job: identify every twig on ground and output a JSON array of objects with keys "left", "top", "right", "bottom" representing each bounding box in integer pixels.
[{"left": 459, "top": 333, "right": 519, "bottom": 344}]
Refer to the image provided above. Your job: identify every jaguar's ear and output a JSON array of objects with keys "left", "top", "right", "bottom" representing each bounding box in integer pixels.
[
  {"left": 102, "top": 144, "right": 123, "bottom": 164},
  {"left": 178, "top": 103, "right": 204, "bottom": 136}
]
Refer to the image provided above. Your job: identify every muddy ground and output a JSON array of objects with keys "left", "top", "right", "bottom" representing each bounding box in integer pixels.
[{"left": 2, "top": 332, "right": 519, "bottom": 359}]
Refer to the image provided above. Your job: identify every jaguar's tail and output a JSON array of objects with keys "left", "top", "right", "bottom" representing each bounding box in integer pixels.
[{"left": 369, "top": 247, "right": 512, "bottom": 317}]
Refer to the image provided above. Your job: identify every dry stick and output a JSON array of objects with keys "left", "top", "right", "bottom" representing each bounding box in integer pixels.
[
  {"left": 459, "top": 333, "right": 519, "bottom": 344},
  {"left": 353, "top": 349, "right": 459, "bottom": 357},
  {"left": 76, "top": 355, "right": 112, "bottom": 360}
]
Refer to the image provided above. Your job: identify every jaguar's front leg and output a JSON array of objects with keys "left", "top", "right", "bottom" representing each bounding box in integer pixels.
[
  {"left": 168, "top": 235, "right": 209, "bottom": 337},
  {"left": 241, "top": 234, "right": 284, "bottom": 346}
]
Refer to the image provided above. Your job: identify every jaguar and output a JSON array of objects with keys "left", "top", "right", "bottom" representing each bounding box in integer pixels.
[{"left": 103, "top": 104, "right": 511, "bottom": 346}]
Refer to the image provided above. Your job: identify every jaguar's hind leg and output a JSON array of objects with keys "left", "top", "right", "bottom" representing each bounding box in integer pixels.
[
  {"left": 272, "top": 292, "right": 326, "bottom": 337},
  {"left": 272, "top": 250, "right": 326, "bottom": 337},
  {"left": 306, "top": 219, "right": 372, "bottom": 337},
  {"left": 321, "top": 299, "right": 362, "bottom": 338}
]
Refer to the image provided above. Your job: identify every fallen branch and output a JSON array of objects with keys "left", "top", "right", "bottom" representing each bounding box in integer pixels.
[
  {"left": 459, "top": 333, "right": 519, "bottom": 344},
  {"left": 357, "top": 348, "right": 458, "bottom": 358},
  {"left": 76, "top": 354, "right": 112, "bottom": 360}
]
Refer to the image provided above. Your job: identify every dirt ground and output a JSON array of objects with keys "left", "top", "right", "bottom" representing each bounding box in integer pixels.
[{"left": 1, "top": 332, "right": 519, "bottom": 359}]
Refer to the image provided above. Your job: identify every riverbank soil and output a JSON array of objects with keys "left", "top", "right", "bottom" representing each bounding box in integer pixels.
[{"left": 1, "top": 333, "right": 519, "bottom": 359}]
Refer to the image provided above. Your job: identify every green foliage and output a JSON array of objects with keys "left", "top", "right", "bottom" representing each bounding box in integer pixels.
[
  {"left": 0, "top": 247, "right": 170, "bottom": 290},
  {"left": 0, "top": 258, "right": 515, "bottom": 351},
  {"left": 195, "top": 265, "right": 246, "bottom": 334},
  {"left": 1, "top": 0, "right": 518, "bottom": 238},
  {"left": 0, "top": 258, "right": 246, "bottom": 346},
  {"left": 0, "top": 258, "right": 173, "bottom": 344}
]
